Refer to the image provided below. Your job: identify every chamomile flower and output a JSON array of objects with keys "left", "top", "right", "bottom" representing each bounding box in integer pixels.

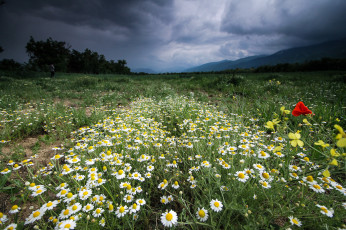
[
  {"left": 253, "top": 164, "right": 265, "bottom": 171},
  {"left": 4, "top": 223, "right": 17, "bottom": 230},
  {"left": 0, "top": 212, "right": 8, "bottom": 223},
  {"left": 57, "top": 219, "right": 76, "bottom": 229},
  {"left": 42, "top": 200, "right": 59, "bottom": 211},
  {"left": 161, "top": 210, "right": 178, "bottom": 228},
  {"left": 9, "top": 205, "right": 21, "bottom": 214},
  {"left": 235, "top": 171, "right": 249, "bottom": 183},
  {"left": 316, "top": 204, "right": 334, "bottom": 217},
  {"left": 82, "top": 203, "right": 94, "bottom": 212},
  {"left": 56, "top": 188, "right": 70, "bottom": 198},
  {"left": 136, "top": 199, "right": 146, "bottom": 206},
  {"left": 24, "top": 208, "right": 45, "bottom": 225},
  {"left": 172, "top": 181, "right": 180, "bottom": 189},
  {"left": 79, "top": 188, "right": 92, "bottom": 200},
  {"left": 124, "top": 194, "right": 134, "bottom": 203},
  {"left": 129, "top": 203, "right": 140, "bottom": 214},
  {"left": 210, "top": 199, "right": 223, "bottom": 212},
  {"left": 69, "top": 203, "right": 82, "bottom": 214},
  {"left": 93, "top": 208, "right": 104, "bottom": 218},
  {"left": 289, "top": 165, "right": 301, "bottom": 172},
  {"left": 288, "top": 216, "right": 302, "bottom": 227},
  {"left": 31, "top": 187, "right": 47, "bottom": 197},
  {"left": 196, "top": 208, "right": 208, "bottom": 222},
  {"left": 258, "top": 150, "right": 270, "bottom": 159},
  {"left": 259, "top": 180, "right": 271, "bottom": 189},
  {"left": 59, "top": 208, "right": 72, "bottom": 219},
  {"left": 116, "top": 205, "right": 128, "bottom": 218},
  {"left": 161, "top": 196, "right": 168, "bottom": 204},
  {"left": 158, "top": 182, "right": 168, "bottom": 190},
  {"left": 309, "top": 183, "right": 325, "bottom": 193},
  {"left": 259, "top": 171, "right": 273, "bottom": 182}
]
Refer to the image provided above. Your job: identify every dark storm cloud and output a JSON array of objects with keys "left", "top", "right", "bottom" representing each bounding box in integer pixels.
[
  {"left": 0, "top": 0, "right": 174, "bottom": 69},
  {"left": 221, "top": 0, "right": 346, "bottom": 42},
  {"left": 9, "top": 0, "right": 173, "bottom": 31},
  {"left": 1, "top": 0, "right": 346, "bottom": 71}
]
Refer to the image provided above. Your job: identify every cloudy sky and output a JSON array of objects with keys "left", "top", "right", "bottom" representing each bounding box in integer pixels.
[{"left": 1, "top": 0, "right": 346, "bottom": 72}]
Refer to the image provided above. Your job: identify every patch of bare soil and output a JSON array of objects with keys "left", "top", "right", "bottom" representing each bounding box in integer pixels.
[
  {"left": 0, "top": 136, "right": 64, "bottom": 222},
  {"left": 1, "top": 136, "right": 63, "bottom": 167},
  {"left": 53, "top": 98, "right": 81, "bottom": 108}
]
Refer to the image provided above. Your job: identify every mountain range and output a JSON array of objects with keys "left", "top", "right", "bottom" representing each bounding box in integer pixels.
[{"left": 185, "top": 38, "right": 346, "bottom": 72}]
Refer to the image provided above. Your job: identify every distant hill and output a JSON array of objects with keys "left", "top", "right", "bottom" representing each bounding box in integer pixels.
[
  {"left": 185, "top": 39, "right": 346, "bottom": 72},
  {"left": 132, "top": 68, "right": 156, "bottom": 74}
]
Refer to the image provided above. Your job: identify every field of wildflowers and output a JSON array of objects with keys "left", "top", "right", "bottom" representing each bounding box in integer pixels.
[{"left": 0, "top": 72, "right": 345, "bottom": 229}]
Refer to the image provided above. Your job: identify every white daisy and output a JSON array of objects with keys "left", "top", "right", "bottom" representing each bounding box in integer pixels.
[
  {"left": 161, "top": 210, "right": 178, "bottom": 228},
  {"left": 235, "top": 171, "right": 249, "bottom": 183},
  {"left": 24, "top": 208, "right": 45, "bottom": 225},
  {"left": 57, "top": 219, "right": 77, "bottom": 229},
  {"left": 116, "top": 205, "right": 128, "bottom": 218},
  {"left": 288, "top": 216, "right": 302, "bottom": 227},
  {"left": 316, "top": 204, "right": 334, "bottom": 217},
  {"left": 196, "top": 207, "right": 208, "bottom": 222},
  {"left": 210, "top": 199, "right": 223, "bottom": 212}
]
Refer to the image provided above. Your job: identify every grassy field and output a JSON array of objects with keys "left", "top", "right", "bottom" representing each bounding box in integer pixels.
[{"left": 0, "top": 71, "right": 345, "bottom": 229}]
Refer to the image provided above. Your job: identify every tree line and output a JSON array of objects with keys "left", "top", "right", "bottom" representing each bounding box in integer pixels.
[{"left": 0, "top": 36, "right": 130, "bottom": 74}]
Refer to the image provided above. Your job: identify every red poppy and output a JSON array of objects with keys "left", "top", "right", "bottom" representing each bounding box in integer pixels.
[{"left": 292, "top": 101, "right": 312, "bottom": 117}]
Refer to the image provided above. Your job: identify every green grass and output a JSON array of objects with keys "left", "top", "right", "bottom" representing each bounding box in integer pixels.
[{"left": 0, "top": 71, "right": 345, "bottom": 229}]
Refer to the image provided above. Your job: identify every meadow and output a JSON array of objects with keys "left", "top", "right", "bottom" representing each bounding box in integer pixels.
[{"left": 0, "top": 71, "right": 345, "bottom": 229}]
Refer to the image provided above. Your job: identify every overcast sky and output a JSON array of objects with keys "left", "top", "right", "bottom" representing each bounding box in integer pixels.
[{"left": 1, "top": 0, "right": 346, "bottom": 72}]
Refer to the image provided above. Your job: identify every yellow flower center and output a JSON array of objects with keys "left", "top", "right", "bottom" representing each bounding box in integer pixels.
[
  {"left": 127, "top": 196, "right": 131, "bottom": 200},
  {"left": 321, "top": 207, "right": 328, "bottom": 213},
  {"left": 61, "top": 190, "right": 67, "bottom": 195},
  {"left": 313, "top": 184, "right": 321, "bottom": 189},
  {"left": 306, "top": 176, "right": 313, "bottom": 182},
  {"left": 133, "top": 204, "right": 137, "bottom": 209},
  {"left": 198, "top": 210, "right": 205, "bottom": 217},
  {"left": 64, "top": 224, "right": 71, "bottom": 228},
  {"left": 238, "top": 173, "right": 245, "bottom": 179},
  {"left": 86, "top": 205, "right": 91, "bottom": 210},
  {"left": 67, "top": 193, "right": 73, "bottom": 198},
  {"left": 12, "top": 205, "right": 18, "bottom": 210},
  {"left": 118, "top": 170, "right": 123, "bottom": 175},
  {"left": 119, "top": 206, "right": 125, "bottom": 213},
  {"left": 96, "top": 209, "right": 101, "bottom": 214},
  {"left": 33, "top": 211, "right": 40, "bottom": 218},
  {"left": 166, "top": 213, "right": 173, "bottom": 221},
  {"left": 292, "top": 219, "right": 298, "bottom": 225},
  {"left": 214, "top": 202, "right": 220, "bottom": 207},
  {"left": 83, "top": 191, "right": 88, "bottom": 196},
  {"left": 72, "top": 205, "right": 78, "bottom": 211},
  {"left": 47, "top": 202, "right": 53, "bottom": 207},
  {"left": 63, "top": 209, "right": 69, "bottom": 215},
  {"left": 262, "top": 173, "right": 270, "bottom": 179}
]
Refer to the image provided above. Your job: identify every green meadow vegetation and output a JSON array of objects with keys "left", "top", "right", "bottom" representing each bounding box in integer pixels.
[{"left": 0, "top": 71, "right": 345, "bottom": 229}]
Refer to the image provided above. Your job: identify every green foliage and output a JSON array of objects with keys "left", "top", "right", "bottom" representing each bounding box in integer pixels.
[{"left": 0, "top": 71, "right": 345, "bottom": 229}]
